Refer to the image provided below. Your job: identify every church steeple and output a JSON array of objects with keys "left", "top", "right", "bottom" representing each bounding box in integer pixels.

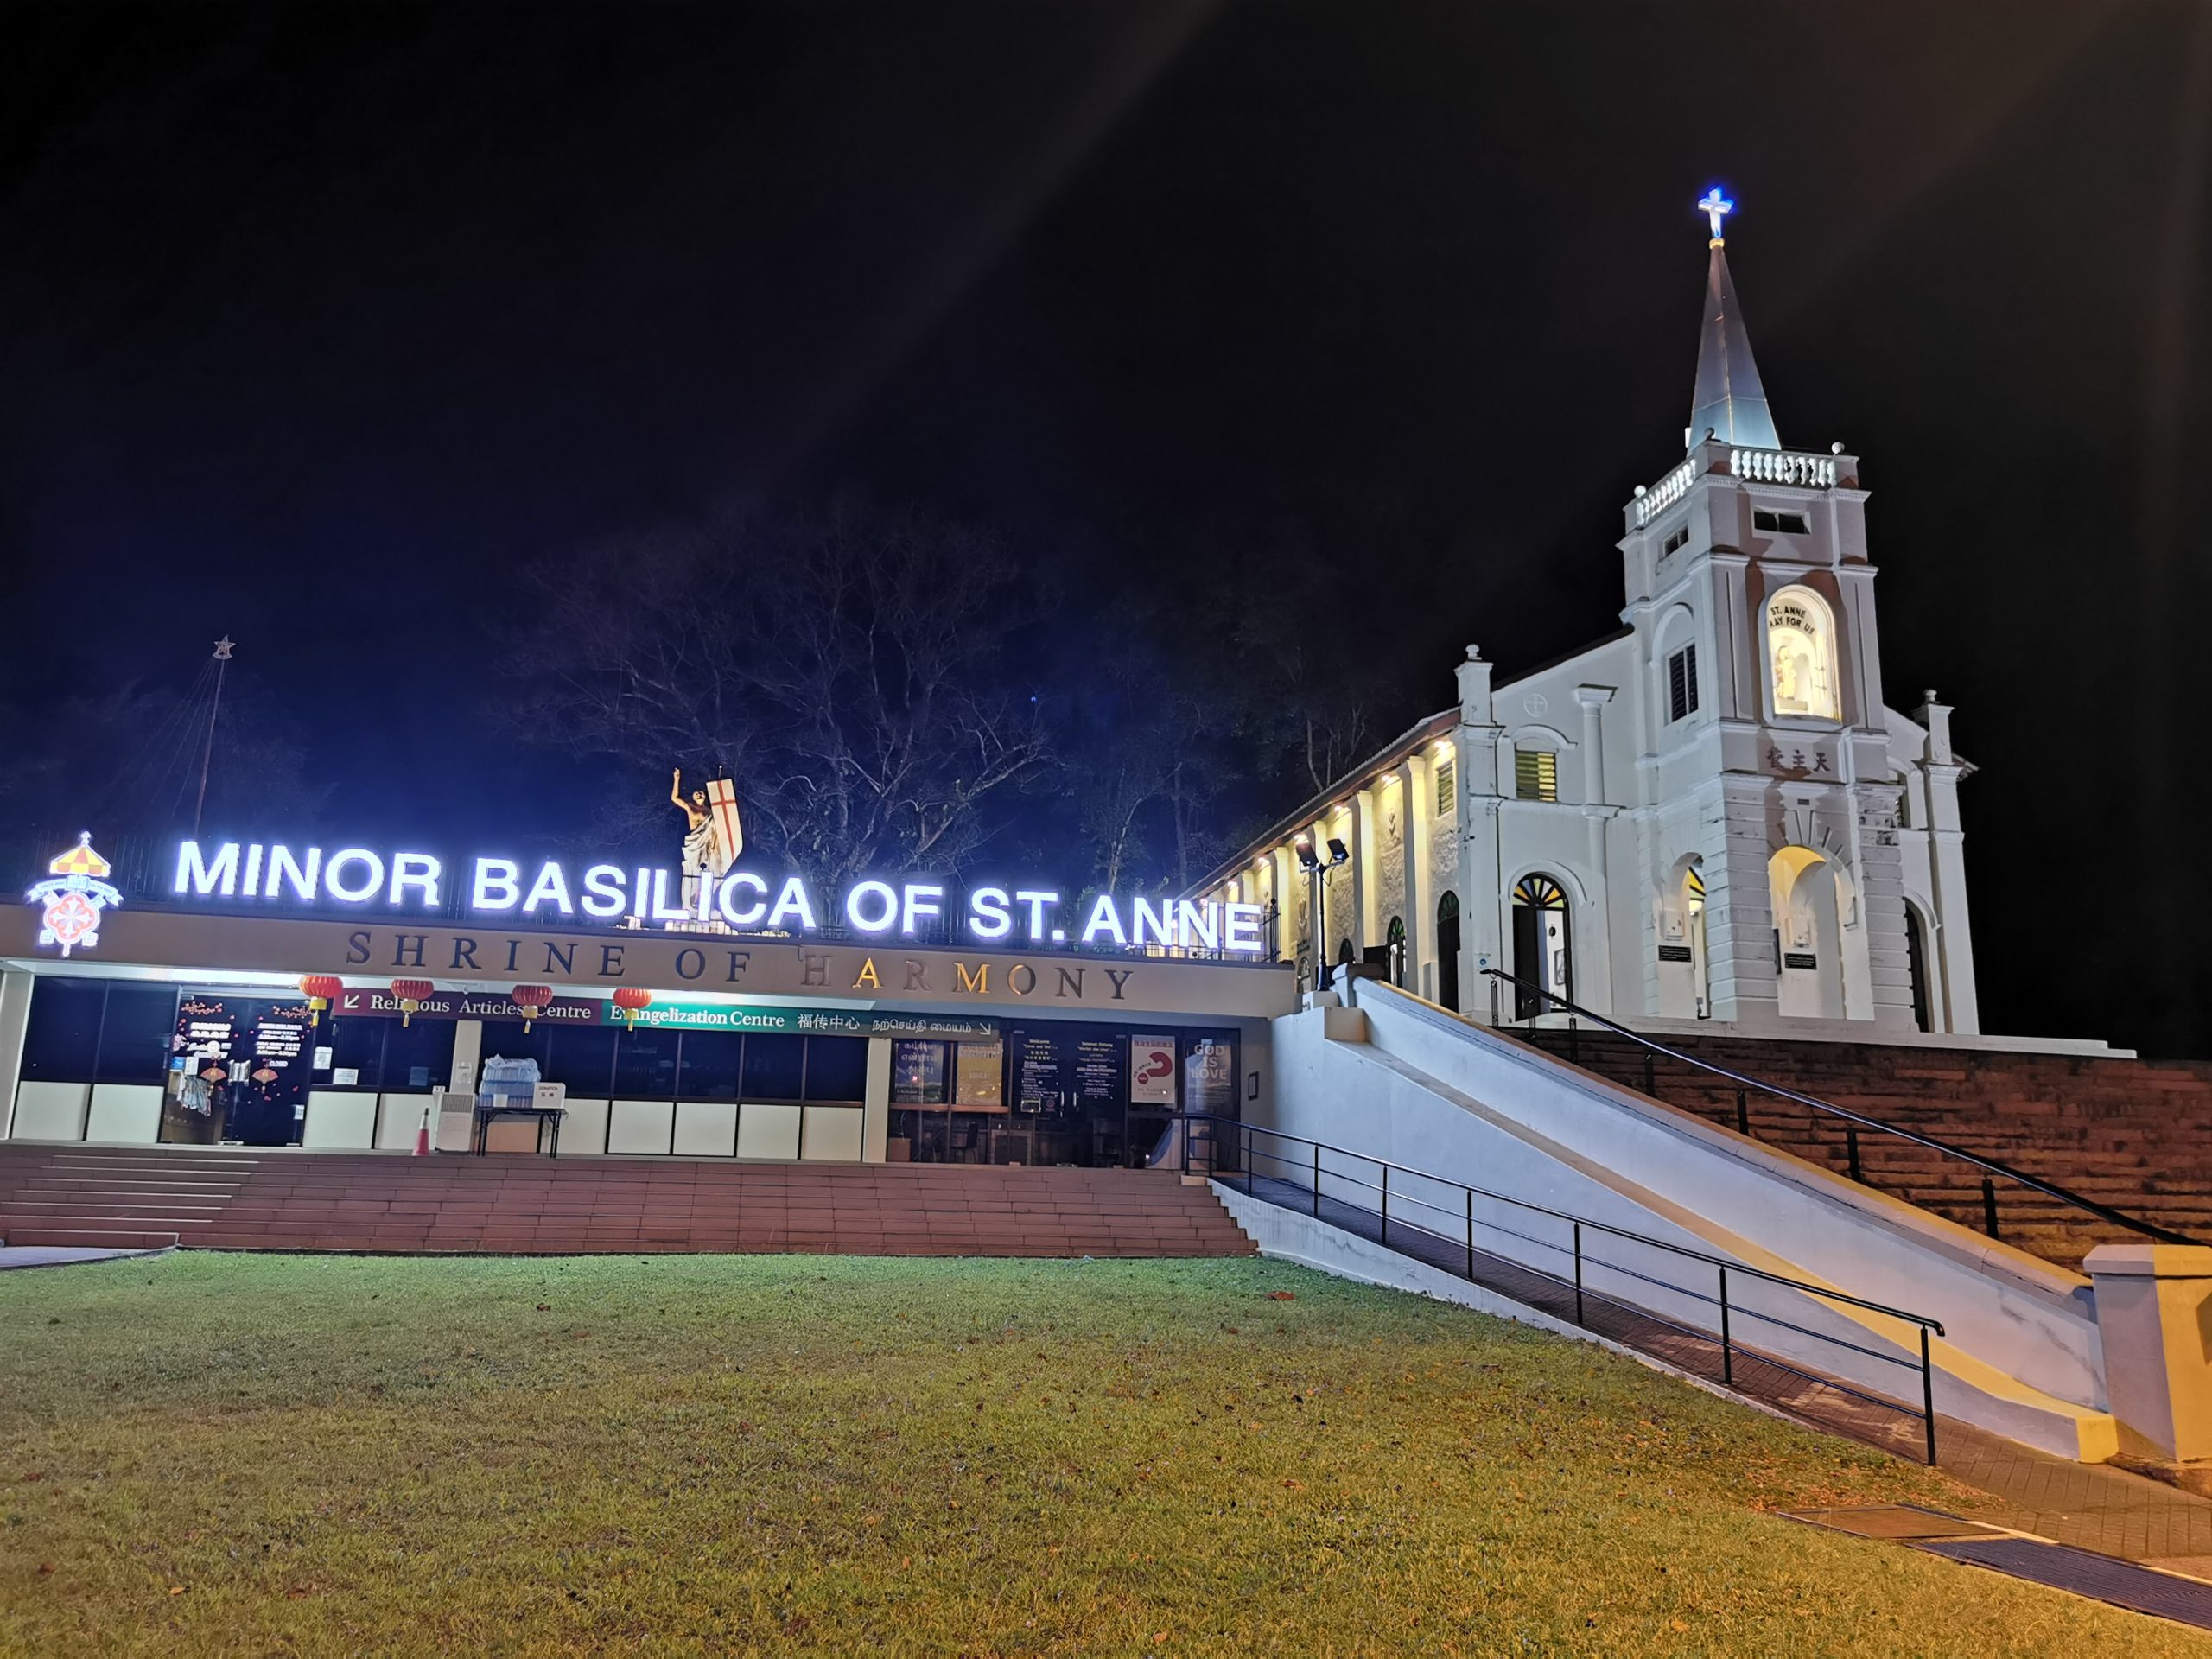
[{"left": 1687, "top": 188, "right": 1780, "bottom": 451}]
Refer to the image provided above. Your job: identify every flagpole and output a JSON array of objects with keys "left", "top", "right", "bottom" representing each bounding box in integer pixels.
[{"left": 192, "top": 636, "right": 234, "bottom": 836}]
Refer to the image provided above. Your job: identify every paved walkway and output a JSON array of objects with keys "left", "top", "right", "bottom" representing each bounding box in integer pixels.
[
  {"left": 0, "top": 1244, "right": 163, "bottom": 1270},
  {"left": 1936, "top": 1417, "right": 2212, "bottom": 1573}
]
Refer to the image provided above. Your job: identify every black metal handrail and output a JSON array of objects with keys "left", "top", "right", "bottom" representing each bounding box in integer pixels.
[
  {"left": 1179, "top": 1111, "right": 1943, "bottom": 1464},
  {"left": 1476, "top": 967, "right": 2199, "bottom": 1249}
]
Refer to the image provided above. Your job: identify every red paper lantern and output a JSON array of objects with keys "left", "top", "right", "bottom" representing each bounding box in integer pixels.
[
  {"left": 512, "top": 984, "right": 553, "bottom": 1032},
  {"left": 611, "top": 987, "right": 652, "bottom": 1027},
  {"left": 299, "top": 974, "right": 343, "bottom": 1027},
  {"left": 390, "top": 978, "right": 435, "bottom": 1027}
]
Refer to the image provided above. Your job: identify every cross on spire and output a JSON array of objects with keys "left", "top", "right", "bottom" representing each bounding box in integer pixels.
[{"left": 1697, "top": 187, "right": 1734, "bottom": 244}]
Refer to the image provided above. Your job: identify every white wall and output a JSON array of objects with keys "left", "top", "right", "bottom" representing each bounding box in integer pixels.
[
  {"left": 608, "top": 1098, "right": 675, "bottom": 1154},
  {"left": 802, "top": 1105, "right": 865, "bottom": 1162},
  {"left": 737, "top": 1103, "right": 801, "bottom": 1160},
  {"left": 86, "top": 1084, "right": 162, "bottom": 1144},
  {"left": 0, "top": 973, "right": 33, "bottom": 1140},
  {"left": 673, "top": 1100, "right": 739, "bottom": 1156},
  {"left": 304, "top": 1090, "right": 378, "bottom": 1149},
  {"left": 556, "top": 1098, "right": 611, "bottom": 1157},
  {"left": 10, "top": 1080, "right": 89, "bottom": 1141},
  {"left": 374, "top": 1094, "right": 437, "bottom": 1150}
]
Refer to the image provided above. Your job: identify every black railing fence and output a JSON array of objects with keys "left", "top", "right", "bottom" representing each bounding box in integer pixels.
[
  {"left": 1478, "top": 968, "right": 2197, "bottom": 1251},
  {"left": 1180, "top": 1111, "right": 1944, "bottom": 1463}
]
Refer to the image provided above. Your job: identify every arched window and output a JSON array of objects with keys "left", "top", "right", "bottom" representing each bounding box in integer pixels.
[
  {"left": 1510, "top": 874, "right": 1571, "bottom": 1019},
  {"left": 1384, "top": 916, "right": 1406, "bottom": 988},
  {"left": 1766, "top": 585, "right": 1840, "bottom": 721},
  {"left": 1436, "top": 892, "right": 1461, "bottom": 1011}
]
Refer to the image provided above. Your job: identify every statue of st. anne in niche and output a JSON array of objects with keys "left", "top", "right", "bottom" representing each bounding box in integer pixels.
[{"left": 671, "top": 769, "right": 743, "bottom": 911}]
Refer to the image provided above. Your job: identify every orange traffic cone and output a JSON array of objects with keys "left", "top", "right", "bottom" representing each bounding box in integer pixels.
[{"left": 414, "top": 1103, "right": 432, "bottom": 1156}]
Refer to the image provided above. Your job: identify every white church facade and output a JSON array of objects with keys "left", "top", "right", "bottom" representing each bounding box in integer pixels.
[{"left": 1192, "top": 194, "right": 1980, "bottom": 1038}]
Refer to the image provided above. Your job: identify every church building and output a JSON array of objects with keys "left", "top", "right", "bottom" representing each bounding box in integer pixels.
[{"left": 1192, "top": 192, "right": 1978, "bottom": 1038}]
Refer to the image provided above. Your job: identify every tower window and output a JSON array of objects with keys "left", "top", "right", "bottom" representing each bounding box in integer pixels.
[
  {"left": 1514, "top": 749, "right": 1558, "bottom": 802},
  {"left": 1753, "top": 508, "right": 1810, "bottom": 534},
  {"left": 1433, "top": 753, "right": 1457, "bottom": 818},
  {"left": 1667, "top": 644, "right": 1699, "bottom": 722},
  {"left": 1662, "top": 525, "right": 1689, "bottom": 556}
]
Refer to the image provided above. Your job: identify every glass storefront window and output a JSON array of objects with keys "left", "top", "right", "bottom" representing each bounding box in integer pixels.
[
  {"left": 741, "top": 1033, "right": 805, "bottom": 1102},
  {"left": 891, "top": 1040, "right": 947, "bottom": 1105},
  {"left": 613, "top": 1027, "right": 678, "bottom": 1100},
  {"left": 95, "top": 985, "right": 181, "bottom": 1084},
  {"left": 545, "top": 1027, "right": 617, "bottom": 1097},
  {"left": 20, "top": 979, "right": 106, "bottom": 1081},
  {"left": 802, "top": 1036, "right": 868, "bottom": 1103},
  {"left": 476, "top": 1020, "right": 552, "bottom": 1086},
  {"left": 322, "top": 1016, "right": 386, "bottom": 1090},
  {"left": 677, "top": 1030, "right": 743, "bottom": 1100},
  {"left": 382, "top": 1019, "right": 456, "bottom": 1094}
]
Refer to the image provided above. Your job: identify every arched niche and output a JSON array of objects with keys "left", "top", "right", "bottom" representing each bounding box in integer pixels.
[{"left": 1766, "top": 585, "right": 1840, "bottom": 721}]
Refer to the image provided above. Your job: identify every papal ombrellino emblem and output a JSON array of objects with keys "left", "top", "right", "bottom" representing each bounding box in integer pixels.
[{"left": 26, "top": 832, "right": 124, "bottom": 957}]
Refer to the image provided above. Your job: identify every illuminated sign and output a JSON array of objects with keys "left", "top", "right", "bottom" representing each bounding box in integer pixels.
[
  {"left": 25, "top": 833, "right": 123, "bottom": 957},
  {"left": 163, "top": 839, "right": 1268, "bottom": 954}
]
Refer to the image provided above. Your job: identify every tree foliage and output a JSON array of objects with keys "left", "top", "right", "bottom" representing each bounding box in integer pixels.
[{"left": 505, "top": 501, "right": 1053, "bottom": 887}]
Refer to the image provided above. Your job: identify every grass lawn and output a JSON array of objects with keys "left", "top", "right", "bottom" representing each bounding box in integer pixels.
[{"left": 0, "top": 1254, "right": 2196, "bottom": 1656}]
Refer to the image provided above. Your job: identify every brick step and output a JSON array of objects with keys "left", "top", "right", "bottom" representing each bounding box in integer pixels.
[
  {"left": 0, "top": 1197, "right": 232, "bottom": 1215},
  {"left": 1, "top": 1209, "right": 214, "bottom": 1230},
  {"left": 0, "top": 1145, "right": 1253, "bottom": 1259}
]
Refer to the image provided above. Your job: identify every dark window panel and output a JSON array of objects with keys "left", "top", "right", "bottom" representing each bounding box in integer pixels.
[
  {"left": 741, "top": 1033, "right": 805, "bottom": 1101},
  {"left": 382, "top": 1020, "right": 457, "bottom": 1094},
  {"left": 803, "top": 1036, "right": 868, "bottom": 1102},
  {"left": 20, "top": 979, "right": 105, "bottom": 1082},
  {"left": 95, "top": 984, "right": 179, "bottom": 1084},
  {"left": 545, "top": 1027, "right": 618, "bottom": 1097},
  {"left": 613, "top": 1027, "right": 679, "bottom": 1100},
  {"left": 677, "top": 1030, "right": 743, "bottom": 1100}
]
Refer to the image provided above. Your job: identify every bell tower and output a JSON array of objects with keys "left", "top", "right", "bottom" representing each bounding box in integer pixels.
[{"left": 1617, "top": 191, "right": 1920, "bottom": 1030}]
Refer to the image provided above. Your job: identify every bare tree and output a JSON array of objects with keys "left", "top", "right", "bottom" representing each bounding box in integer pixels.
[{"left": 505, "top": 501, "right": 1054, "bottom": 887}]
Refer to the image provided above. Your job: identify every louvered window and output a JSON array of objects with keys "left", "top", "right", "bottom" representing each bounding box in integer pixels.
[
  {"left": 1668, "top": 644, "right": 1699, "bottom": 722},
  {"left": 1514, "top": 749, "right": 1557, "bottom": 802},
  {"left": 1433, "top": 754, "right": 1457, "bottom": 818}
]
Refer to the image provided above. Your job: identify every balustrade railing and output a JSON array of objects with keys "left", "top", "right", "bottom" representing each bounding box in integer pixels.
[{"left": 1633, "top": 445, "right": 1845, "bottom": 526}]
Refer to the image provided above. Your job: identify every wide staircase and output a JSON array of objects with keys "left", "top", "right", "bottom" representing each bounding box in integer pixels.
[
  {"left": 1517, "top": 1027, "right": 2212, "bottom": 1269},
  {"left": 0, "top": 1144, "right": 1255, "bottom": 1258}
]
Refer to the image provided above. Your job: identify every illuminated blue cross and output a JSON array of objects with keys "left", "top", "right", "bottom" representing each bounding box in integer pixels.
[{"left": 1698, "top": 188, "right": 1734, "bottom": 241}]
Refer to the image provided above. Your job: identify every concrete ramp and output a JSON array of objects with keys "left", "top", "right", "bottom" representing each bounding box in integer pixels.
[{"left": 1257, "top": 985, "right": 2118, "bottom": 1461}]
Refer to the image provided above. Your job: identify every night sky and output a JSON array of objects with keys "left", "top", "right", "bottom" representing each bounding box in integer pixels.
[{"left": 3, "top": 3, "right": 2208, "bottom": 1052}]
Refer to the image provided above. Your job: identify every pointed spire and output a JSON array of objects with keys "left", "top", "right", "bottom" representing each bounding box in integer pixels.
[{"left": 1687, "top": 188, "right": 1779, "bottom": 451}]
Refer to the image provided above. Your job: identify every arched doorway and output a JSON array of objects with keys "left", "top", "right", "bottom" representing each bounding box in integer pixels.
[
  {"left": 1436, "top": 892, "right": 1461, "bottom": 1010},
  {"left": 1511, "top": 874, "right": 1572, "bottom": 1019},
  {"left": 1768, "top": 847, "right": 1844, "bottom": 1019},
  {"left": 1904, "top": 904, "right": 1932, "bottom": 1032},
  {"left": 1684, "top": 862, "right": 1710, "bottom": 1020},
  {"left": 1384, "top": 916, "right": 1407, "bottom": 988},
  {"left": 1658, "top": 859, "right": 1712, "bottom": 1020}
]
